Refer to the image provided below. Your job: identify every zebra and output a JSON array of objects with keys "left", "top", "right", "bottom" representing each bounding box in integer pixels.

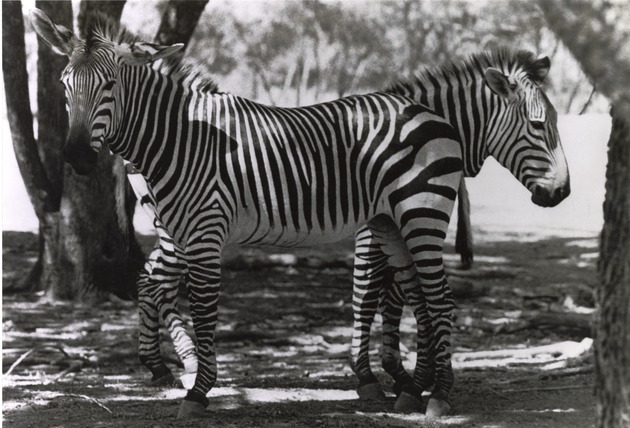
[
  {"left": 32, "top": 10, "right": 569, "bottom": 419},
  {"left": 127, "top": 156, "right": 473, "bottom": 391},
  {"left": 349, "top": 48, "right": 572, "bottom": 411}
]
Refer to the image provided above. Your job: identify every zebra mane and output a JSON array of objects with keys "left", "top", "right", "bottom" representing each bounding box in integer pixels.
[
  {"left": 84, "top": 12, "right": 140, "bottom": 48},
  {"left": 84, "top": 13, "right": 220, "bottom": 94},
  {"left": 387, "top": 47, "right": 549, "bottom": 94}
]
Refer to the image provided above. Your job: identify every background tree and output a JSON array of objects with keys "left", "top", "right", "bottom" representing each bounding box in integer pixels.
[
  {"left": 3, "top": 0, "right": 141, "bottom": 302},
  {"left": 539, "top": 1, "right": 630, "bottom": 426},
  {"left": 2, "top": 0, "right": 209, "bottom": 302}
]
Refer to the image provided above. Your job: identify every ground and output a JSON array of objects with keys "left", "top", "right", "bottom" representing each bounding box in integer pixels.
[{"left": 2, "top": 226, "right": 597, "bottom": 428}]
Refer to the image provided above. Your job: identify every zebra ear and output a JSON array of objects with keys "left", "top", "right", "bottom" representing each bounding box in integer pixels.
[
  {"left": 117, "top": 42, "right": 184, "bottom": 66},
  {"left": 530, "top": 56, "right": 551, "bottom": 82},
  {"left": 30, "top": 8, "right": 77, "bottom": 57},
  {"left": 484, "top": 68, "right": 518, "bottom": 102}
]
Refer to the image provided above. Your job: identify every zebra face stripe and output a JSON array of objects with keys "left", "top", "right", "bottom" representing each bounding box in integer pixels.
[
  {"left": 486, "top": 75, "right": 569, "bottom": 208},
  {"left": 60, "top": 46, "right": 120, "bottom": 174}
]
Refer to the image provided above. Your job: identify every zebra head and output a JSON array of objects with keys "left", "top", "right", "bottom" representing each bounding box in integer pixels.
[
  {"left": 30, "top": 9, "right": 183, "bottom": 175},
  {"left": 483, "top": 55, "right": 570, "bottom": 207}
]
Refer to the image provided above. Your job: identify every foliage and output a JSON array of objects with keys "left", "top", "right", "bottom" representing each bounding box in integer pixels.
[{"left": 184, "top": 0, "right": 604, "bottom": 112}]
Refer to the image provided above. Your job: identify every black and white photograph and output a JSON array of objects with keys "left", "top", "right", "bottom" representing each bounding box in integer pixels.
[{"left": 2, "top": 0, "right": 628, "bottom": 426}]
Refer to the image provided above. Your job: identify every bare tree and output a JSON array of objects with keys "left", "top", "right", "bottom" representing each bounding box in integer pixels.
[
  {"left": 155, "top": 0, "right": 208, "bottom": 46},
  {"left": 539, "top": 1, "right": 630, "bottom": 427},
  {"left": 3, "top": 1, "right": 212, "bottom": 301},
  {"left": 3, "top": 0, "right": 140, "bottom": 301}
]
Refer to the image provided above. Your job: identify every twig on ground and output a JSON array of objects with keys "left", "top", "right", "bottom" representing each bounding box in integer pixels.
[
  {"left": 482, "top": 385, "right": 516, "bottom": 402},
  {"left": 65, "top": 393, "right": 113, "bottom": 414},
  {"left": 538, "top": 365, "right": 593, "bottom": 380},
  {"left": 4, "top": 348, "right": 34, "bottom": 376},
  {"left": 54, "top": 360, "right": 84, "bottom": 382},
  {"left": 503, "top": 385, "right": 592, "bottom": 394}
]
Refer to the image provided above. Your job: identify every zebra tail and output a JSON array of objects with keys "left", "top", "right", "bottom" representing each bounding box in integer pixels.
[
  {"left": 455, "top": 177, "right": 474, "bottom": 269},
  {"left": 113, "top": 157, "right": 130, "bottom": 252}
]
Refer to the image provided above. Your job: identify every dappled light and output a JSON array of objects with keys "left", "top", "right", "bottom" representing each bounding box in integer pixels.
[{"left": 4, "top": 230, "right": 597, "bottom": 426}]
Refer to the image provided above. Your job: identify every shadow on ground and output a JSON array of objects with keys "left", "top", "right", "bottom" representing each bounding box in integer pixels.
[{"left": 3, "top": 230, "right": 597, "bottom": 427}]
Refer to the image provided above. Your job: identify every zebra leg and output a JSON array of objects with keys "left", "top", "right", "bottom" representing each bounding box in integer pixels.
[
  {"left": 156, "top": 277, "right": 198, "bottom": 389},
  {"left": 455, "top": 177, "right": 473, "bottom": 269},
  {"left": 367, "top": 215, "right": 433, "bottom": 413},
  {"left": 138, "top": 233, "right": 198, "bottom": 388},
  {"left": 394, "top": 198, "right": 458, "bottom": 417},
  {"left": 137, "top": 264, "right": 175, "bottom": 385},
  {"left": 351, "top": 226, "right": 389, "bottom": 401},
  {"left": 178, "top": 238, "right": 223, "bottom": 419},
  {"left": 379, "top": 278, "right": 414, "bottom": 397}
]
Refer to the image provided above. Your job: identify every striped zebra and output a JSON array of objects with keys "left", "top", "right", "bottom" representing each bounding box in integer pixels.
[
  {"left": 127, "top": 157, "right": 472, "bottom": 390},
  {"left": 32, "top": 10, "right": 569, "bottom": 419},
  {"left": 124, "top": 161, "right": 197, "bottom": 387},
  {"left": 127, "top": 158, "right": 471, "bottom": 391},
  {"left": 350, "top": 48, "right": 571, "bottom": 410}
]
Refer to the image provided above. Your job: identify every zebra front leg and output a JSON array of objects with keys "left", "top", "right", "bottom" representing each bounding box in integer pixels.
[
  {"left": 350, "top": 226, "right": 389, "bottom": 401},
  {"left": 156, "top": 279, "right": 198, "bottom": 389},
  {"left": 178, "top": 243, "right": 223, "bottom": 419}
]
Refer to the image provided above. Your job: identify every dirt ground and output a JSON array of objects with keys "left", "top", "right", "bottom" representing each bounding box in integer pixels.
[{"left": 2, "top": 229, "right": 598, "bottom": 427}]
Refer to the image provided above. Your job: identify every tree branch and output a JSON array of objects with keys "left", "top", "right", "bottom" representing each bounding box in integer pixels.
[
  {"left": 2, "top": 1, "right": 57, "bottom": 219},
  {"left": 538, "top": 0, "right": 630, "bottom": 115}
]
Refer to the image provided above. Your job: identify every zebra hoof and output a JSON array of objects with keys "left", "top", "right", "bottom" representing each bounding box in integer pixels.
[
  {"left": 177, "top": 399, "right": 208, "bottom": 419},
  {"left": 150, "top": 371, "right": 176, "bottom": 387},
  {"left": 356, "top": 382, "right": 387, "bottom": 401},
  {"left": 425, "top": 397, "right": 451, "bottom": 417},
  {"left": 394, "top": 391, "right": 423, "bottom": 413},
  {"left": 180, "top": 372, "right": 197, "bottom": 390}
]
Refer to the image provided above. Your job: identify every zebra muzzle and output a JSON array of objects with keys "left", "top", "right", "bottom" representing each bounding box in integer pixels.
[
  {"left": 530, "top": 182, "right": 570, "bottom": 208},
  {"left": 64, "top": 128, "right": 98, "bottom": 175}
]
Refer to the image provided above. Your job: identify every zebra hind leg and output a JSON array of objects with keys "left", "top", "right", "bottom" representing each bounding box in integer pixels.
[
  {"left": 137, "top": 270, "right": 176, "bottom": 386},
  {"left": 379, "top": 278, "right": 414, "bottom": 397},
  {"left": 367, "top": 214, "right": 433, "bottom": 413},
  {"left": 350, "top": 226, "right": 388, "bottom": 401}
]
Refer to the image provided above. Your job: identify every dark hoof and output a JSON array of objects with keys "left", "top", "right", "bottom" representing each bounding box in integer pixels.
[
  {"left": 177, "top": 399, "right": 208, "bottom": 419},
  {"left": 426, "top": 397, "right": 451, "bottom": 417},
  {"left": 394, "top": 391, "right": 423, "bottom": 413},
  {"left": 393, "top": 380, "right": 413, "bottom": 398},
  {"left": 357, "top": 382, "right": 387, "bottom": 401},
  {"left": 149, "top": 372, "right": 176, "bottom": 387}
]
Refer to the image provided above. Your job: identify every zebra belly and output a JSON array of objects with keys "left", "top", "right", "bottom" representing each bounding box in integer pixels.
[{"left": 229, "top": 209, "right": 371, "bottom": 247}]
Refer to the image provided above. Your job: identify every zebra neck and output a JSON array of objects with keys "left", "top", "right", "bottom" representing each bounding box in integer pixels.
[
  {"left": 389, "top": 72, "right": 493, "bottom": 178},
  {"left": 110, "top": 66, "right": 215, "bottom": 186}
]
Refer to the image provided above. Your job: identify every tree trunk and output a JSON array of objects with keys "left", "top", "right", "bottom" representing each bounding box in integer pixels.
[
  {"left": 539, "top": 1, "right": 630, "bottom": 426},
  {"left": 77, "top": 1, "right": 126, "bottom": 37},
  {"left": 52, "top": 0, "right": 144, "bottom": 302},
  {"left": 154, "top": 0, "right": 208, "bottom": 46},
  {"left": 4, "top": 0, "right": 144, "bottom": 301},
  {"left": 3, "top": 1, "right": 60, "bottom": 293},
  {"left": 596, "top": 106, "right": 630, "bottom": 428},
  {"left": 33, "top": 0, "right": 70, "bottom": 297}
]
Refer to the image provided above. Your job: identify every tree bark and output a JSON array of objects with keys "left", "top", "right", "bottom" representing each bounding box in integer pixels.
[
  {"left": 3, "top": 1, "right": 61, "bottom": 292},
  {"left": 53, "top": 0, "right": 144, "bottom": 302},
  {"left": 32, "top": 0, "right": 70, "bottom": 297},
  {"left": 154, "top": 0, "right": 208, "bottom": 46},
  {"left": 539, "top": 1, "right": 630, "bottom": 426},
  {"left": 77, "top": 1, "right": 126, "bottom": 38},
  {"left": 596, "top": 107, "right": 630, "bottom": 428},
  {"left": 4, "top": 0, "right": 144, "bottom": 301}
]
